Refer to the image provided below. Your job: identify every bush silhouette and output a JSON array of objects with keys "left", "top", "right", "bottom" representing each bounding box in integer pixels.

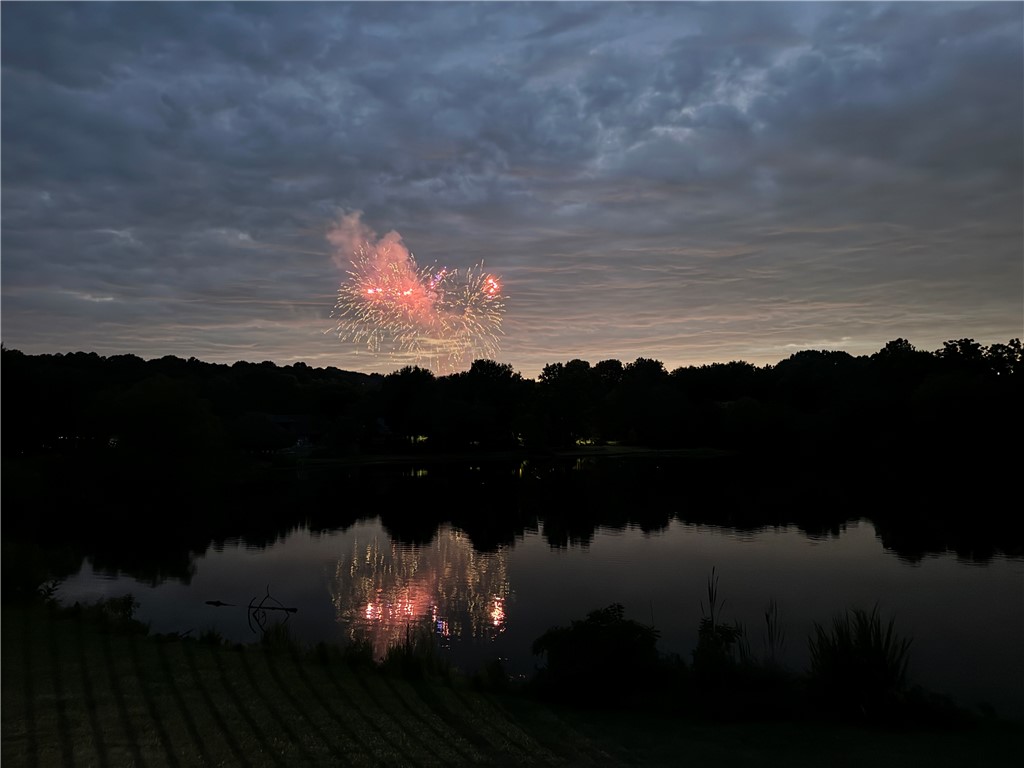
[
  {"left": 809, "top": 604, "right": 912, "bottom": 720},
  {"left": 532, "top": 603, "right": 661, "bottom": 706}
]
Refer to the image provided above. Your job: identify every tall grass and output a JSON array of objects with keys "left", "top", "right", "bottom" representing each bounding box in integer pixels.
[
  {"left": 808, "top": 604, "right": 912, "bottom": 718},
  {"left": 762, "top": 598, "right": 786, "bottom": 666},
  {"left": 692, "top": 568, "right": 744, "bottom": 682},
  {"left": 382, "top": 621, "right": 452, "bottom": 681}
]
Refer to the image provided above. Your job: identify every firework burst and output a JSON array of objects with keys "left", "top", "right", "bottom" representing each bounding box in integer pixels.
[{"left": 330, "top": 235, "right": 506, "bottom": 371}]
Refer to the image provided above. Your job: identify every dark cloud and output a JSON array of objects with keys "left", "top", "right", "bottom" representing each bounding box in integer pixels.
[{"left": 2, "top": 2, "right": 1020, "bottom": 375}]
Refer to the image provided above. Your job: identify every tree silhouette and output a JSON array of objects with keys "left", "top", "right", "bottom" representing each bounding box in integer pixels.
[
  {"left": 538, "top": 359, "right": 597, "bottom": 445},
  {"left": 379, "top": 365, "right": 438, "bottom": 445},
  {"left": 437, "top": 360, "right": 526, "bottom": 448}
]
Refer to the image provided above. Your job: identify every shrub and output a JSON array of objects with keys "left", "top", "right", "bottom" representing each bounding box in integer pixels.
[
  {"left": 808, "top": 604, "right": 912, "bottom": 720},
  {"left": 531, "top": 603, "right": 661, "bottom": 706},
  {"left": 472, "top": 657, "right": 511, "bottom": 693},
  {"left": 65, "top": 593, "right": 148, "bottom": 635}
]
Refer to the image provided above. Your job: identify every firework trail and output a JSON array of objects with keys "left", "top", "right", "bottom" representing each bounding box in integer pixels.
[{"left": 327, "top": 213, "right": 506, "bottom": 371}]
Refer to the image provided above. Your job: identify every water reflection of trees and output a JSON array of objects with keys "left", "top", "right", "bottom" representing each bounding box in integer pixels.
[
  {"left": 329, "top": 526, "right": 511, "bottom": 660},
  {"left": 8, "top": 455, "right": 1019, "bottom": 597}
]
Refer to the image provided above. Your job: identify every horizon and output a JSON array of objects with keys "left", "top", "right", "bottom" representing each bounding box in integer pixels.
[
  {"left": 2, "top": 3, "right": 1021, "bottom": 380},
  {"left": 3, "top": 332, "right": 1011, "bottom": 381}
]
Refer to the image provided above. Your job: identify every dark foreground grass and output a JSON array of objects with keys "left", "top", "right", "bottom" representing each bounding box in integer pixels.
[{"left": 2, "top": 603, "right": 1019, "bottom": 767}]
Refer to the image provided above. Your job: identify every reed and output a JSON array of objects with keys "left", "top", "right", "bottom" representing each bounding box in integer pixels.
[
  {"left": 693, "top": 568, "right": 744, "bottom": 682},
  {"left": 763, "top": 598, "right": 786, "bottom": 666}
]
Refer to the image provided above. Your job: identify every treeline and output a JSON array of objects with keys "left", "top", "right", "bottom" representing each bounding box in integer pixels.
[
  {"left": 2, "top": 337, "right": 1020, "bottom": 462},
  {"left": 2, "top": 338, "right": 1021, "bottom": 590}
]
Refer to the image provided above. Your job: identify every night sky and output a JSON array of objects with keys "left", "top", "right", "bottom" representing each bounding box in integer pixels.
[{"left": 2, "top": 2, "right": 1021, "bottom": 377}]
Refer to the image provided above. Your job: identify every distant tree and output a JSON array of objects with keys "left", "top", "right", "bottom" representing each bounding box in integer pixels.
[
  {"left": 466, "top": 359, "right": 520, "bottom": 382},
  {"left": 233, "top": 412, "right": 292, "bottom": 453},
  {"left": 875, "top": 338, "right": 916, "bottom": 358},
  {"left": 869, "top": 338, "right": 936, "bottom": 393},
  {"left": 538, "top": 359, "right": 597, "bottom": 445},
  {"left": 672, "top": 360, "right": 762, "bottom": 403},
  {"left": 617, "top": 358, "right": 683, "bottom": 445},
  {"left": 935, "top": 338, "right": 986, "bottom": 372},
  {"left": 772, "top": 349, "right": 858, "bottom": 404},
  {"left": 623, "top": 357, "right": 667, "bottom": 386},
  {"left": 537, "top": 361, "right": 564, "bottom": 385},
  {"left": 593, "top": 359, "right": 624, "bottom": 389},
  {"left": 439, "top": 360, "right": 525, "bottom": 448},
  {"left": 985, "top": 339, "right": 1022, "bottom": 377},
  {"left": 231, "top": 363, "right": 301, "bottom": 413},
  {"left": 107, "top": 375, "right": 225, "bottom": 458},
  {"left": 380, "top": 366, "right": 438, "bottom": 443}
]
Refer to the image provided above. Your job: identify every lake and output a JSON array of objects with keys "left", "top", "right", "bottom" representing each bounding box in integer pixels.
[{"left": 56, "top": 505, "right": 1024, "bottom": 720}]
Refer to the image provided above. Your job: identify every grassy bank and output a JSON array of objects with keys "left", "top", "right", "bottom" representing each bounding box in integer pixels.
[{"left": 1, "top": 602, "right": 1019, "bottom": 767}]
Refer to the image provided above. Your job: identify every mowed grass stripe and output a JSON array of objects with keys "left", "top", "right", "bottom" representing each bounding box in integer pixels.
[
  {"left": 253, "top": 647, "right": 366, "bottom": 766},
  {"left": 385, "top": 679, "right": 493, "bottom": 765},
  {"left": 126, "top": 634, "right": 182, "bottom": 767},
  {"left": 26, "top": 610, "right": 65, "bottom": 768},
  {"left": 180, "top": 639, "right": 259, "bottom": 767},
  {"left": 282, "top": 647, "right": 417, "bottom": 767},
  {"left": 411, "top": 681, "right": 538, "bottom": 763},
  {"left": 168, "top": 639, "right": 262, "bottom": 765},
  {"left": 5, "top": 604, "right": 39, "bottom": 767},
  {"left": 94, "top": 623, "right": 149, "bottom": 767},
  {"left": 153, "top": 639, "right": 216, "bottom": 766},
  {"left": 378, "top": 674, "right": 487, "bottom": 762},
  {"left": 489, "top": 697, "right": 612, "bottom": 767},
  {"left": 73, "top": 615, "right": 110, "bottom": 767},
  {"left": 445, "top": 686, "right": 562, "bottom": 765},
  {"left": 55, "top": 614, "right": 118, "bottom": 766},
  {"left": 100, "top": 627, "right": 163, "bottom": 767},
  {"left": 230, "top": 643, "right": 321, "bottom": 766},
  {"left": 45, "top": 611, "right": 79, "bottom": 766},
  {"left": 322, "top": 659, "right": 451, "bottom": 767}
]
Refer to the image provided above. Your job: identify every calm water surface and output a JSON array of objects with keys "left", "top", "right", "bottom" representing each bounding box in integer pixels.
[{"left": 58, "top": 517, "right": 1024, "bottom": 718}]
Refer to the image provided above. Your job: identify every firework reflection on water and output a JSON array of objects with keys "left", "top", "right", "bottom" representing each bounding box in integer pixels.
[{"left": 330, "top": 525, "right": 511, "bottom": 661}]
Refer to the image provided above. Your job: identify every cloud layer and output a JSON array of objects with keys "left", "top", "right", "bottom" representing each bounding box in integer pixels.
[{"left": 2, "top": 2, "right": 1021, "bottom": 376}]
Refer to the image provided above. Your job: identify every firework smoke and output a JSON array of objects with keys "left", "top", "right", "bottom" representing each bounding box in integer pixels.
[{"left": 328, "top": 212, "right": 506, "bottom": 371}]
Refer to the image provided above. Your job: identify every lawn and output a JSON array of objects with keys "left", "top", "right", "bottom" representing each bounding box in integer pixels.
[{"left": 2, "top": 603, "right": 1018, "bottom": 767}]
